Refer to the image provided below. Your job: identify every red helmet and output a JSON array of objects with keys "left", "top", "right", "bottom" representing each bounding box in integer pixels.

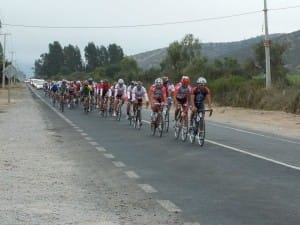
[{"left": 181, "top": 76, "right": 190, "bottom": 85}]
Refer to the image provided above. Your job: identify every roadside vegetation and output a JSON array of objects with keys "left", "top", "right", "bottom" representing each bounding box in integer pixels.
[{"left": 2, "top": 33, "right": 298, "bottom": 114}]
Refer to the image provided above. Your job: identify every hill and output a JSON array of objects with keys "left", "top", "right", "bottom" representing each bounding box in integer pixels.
[{"left": 132, "top": 30, "right": 300, "bottom": 73}]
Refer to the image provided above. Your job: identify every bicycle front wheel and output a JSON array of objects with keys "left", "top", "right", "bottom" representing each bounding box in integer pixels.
[
  {"left": 164, "top": 111, "right": 169, "bottom": 133},
  {"left": 197, "top": 119, "right": 206, "bottom": 147},
  {"left": 174, "top": 120, "right": 181, "bottom": 139},
  {"left": 157, "top": 114, "right": 164, "bottom": 137}
]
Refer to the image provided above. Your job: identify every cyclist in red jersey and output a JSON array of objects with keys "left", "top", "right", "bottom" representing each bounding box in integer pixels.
[
  {"left": 98, "top": 79, "right": 111, "bottom": 113},
  {"left": 149, "top": 78, "right": 167, "bottom": 122},
  {"left": 173, "top": 76, "right": 192, "bottom": 126}
]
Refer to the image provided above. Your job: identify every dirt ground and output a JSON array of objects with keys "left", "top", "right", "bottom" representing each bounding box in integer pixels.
[{"left": 1, "top": 84, "right": 300, "bottom": 140}]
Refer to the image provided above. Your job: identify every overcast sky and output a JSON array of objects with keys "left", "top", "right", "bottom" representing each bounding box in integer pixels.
[{"left": 1, "top": 0, "right": 300, "bottom": 75}]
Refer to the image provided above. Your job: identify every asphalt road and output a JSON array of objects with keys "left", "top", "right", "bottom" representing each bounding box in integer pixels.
[{"left": 33, "top": 88, "right": 300, "bottom": 225}]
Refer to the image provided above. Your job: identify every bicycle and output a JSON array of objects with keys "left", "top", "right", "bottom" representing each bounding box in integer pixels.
[
  {"left": 133, "top": 101, "right": 143, "bottom": 129},
  {"left": 163, "top": 105, "right": 170, "bottom": 133},
  {"left": 189, "top": 109, "right": 213, "bottom": 146},
  {"left": 115, "top": 97, "right": 123, "bottom": 121},
  {"left": 174, "top": 104, "right": 189, "bottom": 142},
  {"left": 83, "top": 95, "right": 91, "bottom": 114},
  {"left": 151, "top": 103, "right": 165, "bottom": 137},
  {"left": 59, "top": 94, "right": 65, "bottom": 112}
]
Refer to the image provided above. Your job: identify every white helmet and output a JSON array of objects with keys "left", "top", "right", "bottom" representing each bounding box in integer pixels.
[
  {"left": 154, "top": 78, "right": 163, "bottom": 86},
  {"left": 118, "top": 78, "right": 124, "bottom": 84},
  {"left": 197, "top": 77, "right": 207, "bottom": 86}
]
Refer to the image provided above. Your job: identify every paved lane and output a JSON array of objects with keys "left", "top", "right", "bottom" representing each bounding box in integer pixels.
[{"left": 35, "top": 88, "right": 300, "bottom": 225}]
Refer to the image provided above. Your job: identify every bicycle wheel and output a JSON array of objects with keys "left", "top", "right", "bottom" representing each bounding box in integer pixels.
[
  {"left": 189, "top": 120, "right": 197, "bottom": 144},
  {"left": 164, "top": 111, "right": 169, "bottom": 133},
  {"left": 174, "top": 119, "right": 181, "bottom": 139},
  {"left": 117, "top": 104, "right": 122, "bottom": 121},
  {"left": 197, "top": 119, "right": 206, "bottom": 146},
  {"left": 134, "top": 110, "right": 140, "bottom": 129},
  {"left": 60, "top": 97, "right": 64, "bottom": 112},
  {"left": 157, "top": 113, "right": 164, "bottom": 137},
  {"left": 181, "top": 126, "right": 188, "bottom": 142}
]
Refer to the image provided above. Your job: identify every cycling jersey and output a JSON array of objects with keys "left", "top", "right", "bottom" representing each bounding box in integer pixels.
[
  {"left": 192, "top": 86, "right": 211, "bottom": 109},
  {"left": 81, "top": 85, "right": 92, "bottom": 96},
  {"left": 132, "top": 86, "right": 149, "bottom": 102},
  {"left": 114, "top": 84, "right": 127, "bottom": 98},
  {"left": 51, "top": 84, "right": 58, "bottom": 93},
  {"left": 149, "top": 85, "right": 166, "bottom": 102}
]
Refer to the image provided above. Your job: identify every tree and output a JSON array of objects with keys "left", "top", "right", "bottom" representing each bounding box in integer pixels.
[
  {"left": 42, "top": 41, "right": 64, "bottom": 76},
  {"left": 98, "top": 45, "right": 109, "bottom": 67},
  {"left": 108, "top": 44, "right": 124, "bottom": 65},
  {"left": 162, "top": 34, "right": 202, "bottom": 79},
  {"left": 118, "top": 57, "right": 139, "bottom": 82},
  {"left": 254, "top": 42, "right": 288, "bottom": 83},
  {"left": 63, "top": 44, "right": 83, "bottom": 74},
  {"left": 84, "top": 42, "right": 99, "bottom": 72}
]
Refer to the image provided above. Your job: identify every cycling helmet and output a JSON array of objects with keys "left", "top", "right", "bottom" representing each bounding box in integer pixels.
[
  {"left": 83, "top": 80, "right": 88, "bottom": 86},
  {"left": 162, "top": 76, "right": 169, "bottom": 84},
  {"left": 62, "top": 80, "right": 67, "bottom": 85},
  {"left": 155, "top": 78, "right": 163, "bottom": 86},
  {"left": 88, "top": 77, "right": 93, "bottom": 84},
  {"left": 118, "top": 78, "right": 124, "bottom": 84},
  {"left": 136, "top": 81, "right": 142, "bottom": 90},
  {"left": 197, "top": 77, "right": 207, "bottom": 86},
  {"left": 181, "top": 76, "right": 190, "bottom": 85},
  {"left": 103, "top": 79, "right": 108, "bottom": 84}
]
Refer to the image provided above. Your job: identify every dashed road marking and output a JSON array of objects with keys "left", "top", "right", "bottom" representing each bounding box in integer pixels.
[
  {"left": 104, "top": 153, "right": 115, "bottom": 159},
  {"left": 138, "top": 184, "right": 157, "bottom": 193},
  {"left": 96, "top": 146, "right": 107, "bottom": 152},
  {"left": 85, "top": 136, "right": 92, "bottom": 141},
  {"left": 125, "top": 171, "right": 139, "bottom": 179},
  {"left": 77, "top": 129, "right": 83, "bottom": 132},
  {"left": 89, "top": 141, "right": 99, "bottom": 146},
  {"left": 112, "top": 161, "right": 126, "bottom": 167},
  {"left": 81, "top": 132, "right": 88, "bottom": 136},
  {"left": 157, "top": 200, "right": 182, "bottom": 212},
  {"left": 183, "top": 223, "right": 200, "bottom": 225}
]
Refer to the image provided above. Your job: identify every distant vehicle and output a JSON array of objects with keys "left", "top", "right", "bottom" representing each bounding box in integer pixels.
[{"left": 34, "top": 79, "right": 46, "bottom": 89}]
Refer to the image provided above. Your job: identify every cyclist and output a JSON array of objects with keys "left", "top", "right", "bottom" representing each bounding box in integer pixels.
[
  {"left": 173, "top": 76, "right": 192, "bottom": 128},
  {"left": 132, "top": 81, "right": 149, "bottom": 126},
  {"left": 58, "top": 80, "right": 68, "bottom": 105},
  {"left": 126, "top": 81, "right": 136, "bottom": 119},
  {"left": 98, "top": 79, "right": 111, "bottom": 113},
  {"left": 80, "top": 80, "right": 92, "bottom": 111},
  {"left": 190, "top": 77, "right": 212, "bottom": 129},
  {"left": 88, "top": 78, "right": 96, "bottom": 108},
  {"left": 162, "top": 76, "right": 175, "bottom": 112},
  {"left": 149, "top": 78, "right": 167, "bottom": 122},
  {"left": 50, "top": 81, "right": 58, "bottom": 103},
  {"left": 113, "top": 78, "right": 127, "bottom": 117}
]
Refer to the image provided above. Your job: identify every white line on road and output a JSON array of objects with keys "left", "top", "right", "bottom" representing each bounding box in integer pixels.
[
  {"left": 183, "top": 223, "right": 200, "bottom": 225},
  {"left": 124, "top": 171, "right": 139, "bottom": 179},
  {"left": 207, "top": 140, "right": 300, "bottom": 171},
  {"left": 89, "top": 141, "right": 99, "bottom": 146},
  {"left": 104, "top": 154, "right": 115, "bottom": 159},
  {"left": 96, "top": 146, "right": 107, "bottom": 152},
  {"left": 209, "top": 122, "right": 300, "bottom": 145},
  {"left": 85, "top": 137, "right": 92, "bottom": 141},
  {"left": 80, "top": 132, "right": 88, "bottom": 136},
  {"left": 157, "top": 200, "right": 182, "bottom": 212},
  {"left": 138, "top": 184, "right": 158, "bottom": 193},
  {"left": 112, "top": 161, "right": 126, "bottom": 167}
]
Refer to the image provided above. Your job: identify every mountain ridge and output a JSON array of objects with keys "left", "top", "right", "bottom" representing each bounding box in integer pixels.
[{"left": 132, "top": 30, "right": 300, "bottom": 73}]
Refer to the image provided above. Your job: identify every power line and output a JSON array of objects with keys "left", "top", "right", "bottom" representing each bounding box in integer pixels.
[{"left": 2, "top": 5, "right": 300, "bottom": 29}]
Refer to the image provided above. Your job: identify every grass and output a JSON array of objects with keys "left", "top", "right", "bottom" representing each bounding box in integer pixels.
[{"left": 287, "top": 74, "right": 300, "bottom": 85}]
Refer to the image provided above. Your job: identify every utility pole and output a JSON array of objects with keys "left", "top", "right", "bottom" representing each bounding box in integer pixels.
[
  {"left": 264, "top": 0, "right": 272, "bottom": 89},
  {"left": 1, "top": 33, "right": 11, "bottom": 89}
]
